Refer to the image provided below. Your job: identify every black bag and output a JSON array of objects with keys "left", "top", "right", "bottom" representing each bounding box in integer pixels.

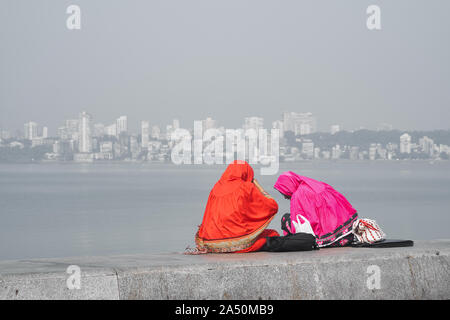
[
  {"left": 351, "top": 239, "right": 414, "bottom": 248},
  {"left": 261, "top": 232, "right": 318, "bottom": 252}
]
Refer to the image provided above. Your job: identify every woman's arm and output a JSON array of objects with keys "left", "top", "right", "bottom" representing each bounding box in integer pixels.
[{"left": 253, "top": 178, "right": 273, "bottom": 199}]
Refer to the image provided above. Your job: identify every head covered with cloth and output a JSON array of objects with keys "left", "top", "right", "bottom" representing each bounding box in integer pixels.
[
  {"left": 274, "top": 171, "right": 358, "bottom": 247},
  {"left": 193, "top": 160, "right": 279, "bottom": 253}
]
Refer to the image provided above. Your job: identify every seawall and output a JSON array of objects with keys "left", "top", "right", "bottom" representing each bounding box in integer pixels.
[{"left": 0, "top": 240, "right": 449, "bottom": 300}]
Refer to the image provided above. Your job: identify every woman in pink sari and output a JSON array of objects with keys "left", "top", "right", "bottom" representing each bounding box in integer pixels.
[{"left": 274, "top": 171, "right": 358, "bottom": 247}]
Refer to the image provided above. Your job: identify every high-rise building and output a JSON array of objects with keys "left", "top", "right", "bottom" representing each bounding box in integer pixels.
[
  {"left": 202, "top": 117, "right": 217, "bottom": 131},
  {"left": 65, "top": 119, "right": 79, "bottom": 140},
  {"left": 331, "top": 145, "right": 341, "bottom": 159},
  {"left": 93, "top": 123, "right": 105, "bottom": 137},
  {"left": 301, "top": 140, "right": 314, "bottom": 158},
  {"left": 116, "top": 116, "right": 128, "bottom": 137},
  {"left": 0, "top": 129, "right": 11, "bottom": 140},
  {"left": 166, "top": 124, "right": 173, "bottom": 140},
  {"left": 172, "top": 119, "right": 180, "bottom": 130},
  {"left": 130, "top": 135, "right": 139, "bottom": 159},
  {"left": 419, "top": 136, "right": 434, "bottom": 156},
  {"left": 100, "top": 141, "right": 113, "bottom": 153},
  {"left": 283, "top": 112, "right": 316, "bottom": 135},
  {"left": 243, "top": 117, "right": 264, "bottom": 131},
  {"left": 272, "top": 120, "right": 284, "bottom": 138},
  {"left": 42, "top": 126, "right": 48, "bottom": 138},
  {"left": 377, "top": 145, "right": 387, "bottom": 160},
  {"left": 349, "top": 147, "right": 359, "bottom": 160},
  {"left": 151, "top": 125, "right": 161, "bottom": 140},
  {"left": 400, "top": 133, "right": 412, "bottom": 154},
  {"left": 78, "top": 111, "right": 92, "bottom": 153},
  {"left": 369, "top": 143, "right": 377, "bottom": 160},
  {"left": 105, "top": 124, "right": 117, "bottom": 136},
  {"left": 141, "top": 121, "right": 150, "bottom": 149},
  {"left": 314, "top": 147, "right": 321, "bottom": 159},
  {"left": 57, "top": 127, "right": 68, "bottom": 140},
  {"left": 24, "top": 122, "right": 38, "bottom": 140}
]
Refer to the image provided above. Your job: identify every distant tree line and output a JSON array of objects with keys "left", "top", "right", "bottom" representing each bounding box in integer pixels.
[
  {"left": 0, "top": 145, "right": 52, "bottom": 163},
  {"left": 284, "top": 129, "right": 450, "bottom": 150}
]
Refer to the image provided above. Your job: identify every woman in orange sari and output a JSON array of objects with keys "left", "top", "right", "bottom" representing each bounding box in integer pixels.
[{"left": 190, "top": 160, "right": 279, "bottom": 254}]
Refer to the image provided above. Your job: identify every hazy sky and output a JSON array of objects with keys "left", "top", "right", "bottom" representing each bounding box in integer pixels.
[{"left": 1, "top": 0, "right": 449, "bottom": 134}]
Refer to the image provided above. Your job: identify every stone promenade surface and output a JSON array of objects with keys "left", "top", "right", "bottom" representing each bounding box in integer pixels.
[{"left": 0, "top": 240, "right": 448, "bottom": 299}]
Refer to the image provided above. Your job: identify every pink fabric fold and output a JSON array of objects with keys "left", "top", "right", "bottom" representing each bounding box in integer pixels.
[{"left": 274, "top": 171, "right": 357, "bottom": 240}]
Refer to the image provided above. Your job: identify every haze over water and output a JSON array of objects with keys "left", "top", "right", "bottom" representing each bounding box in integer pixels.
[{"left": 0, "top": 161, "right": 449, "bottom": 261}]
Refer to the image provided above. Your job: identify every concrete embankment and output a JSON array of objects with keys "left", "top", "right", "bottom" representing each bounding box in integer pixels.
[{"left": 0, "top": 240, "right": 449, "bottom": 299}]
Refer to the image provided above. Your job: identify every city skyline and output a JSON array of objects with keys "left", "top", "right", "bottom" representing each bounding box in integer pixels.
[
  {"left": 1, "top": 109, "right": 450, "bottom": 164},
  {"left": 0, "top": 109, "right": 446, "bottom": 139},
  {"left": 1, "top": 1, "right": 450, "bottom": 133},
  {"left": 0, "top": 110, "right": 434, "bottom": 141},
  {"left": 1, "top": 105, "right": 449, "bottom": 136}
]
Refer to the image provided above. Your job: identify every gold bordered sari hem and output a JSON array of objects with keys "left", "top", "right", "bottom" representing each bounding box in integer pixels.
[{"left": 195, "top": 216, "right": 275, "bottom": 253}]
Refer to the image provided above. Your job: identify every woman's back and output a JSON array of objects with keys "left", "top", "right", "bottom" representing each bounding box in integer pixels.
[
  {"left": 275, "top": 171, "right": 357, "bottom": 247},
  {"left": 196, "top": 161, "right": 278, "bottom": 253},
  {"left": 199, "top": 179, "right": 260, "bottom": 240}
]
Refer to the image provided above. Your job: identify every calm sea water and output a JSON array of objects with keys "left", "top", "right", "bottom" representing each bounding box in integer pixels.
[{"left": 1, "top": 161, "right": 449, "bottom": 261}]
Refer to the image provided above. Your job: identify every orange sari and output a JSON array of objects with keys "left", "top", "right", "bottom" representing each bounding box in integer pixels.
[{"left": 195, "top": 161, "right": 279, "bottom": 253}]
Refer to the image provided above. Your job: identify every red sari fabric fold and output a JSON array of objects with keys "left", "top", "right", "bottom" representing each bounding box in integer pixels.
[{"left": 196, "top": 161, "right": 279, "bottom": 253}]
